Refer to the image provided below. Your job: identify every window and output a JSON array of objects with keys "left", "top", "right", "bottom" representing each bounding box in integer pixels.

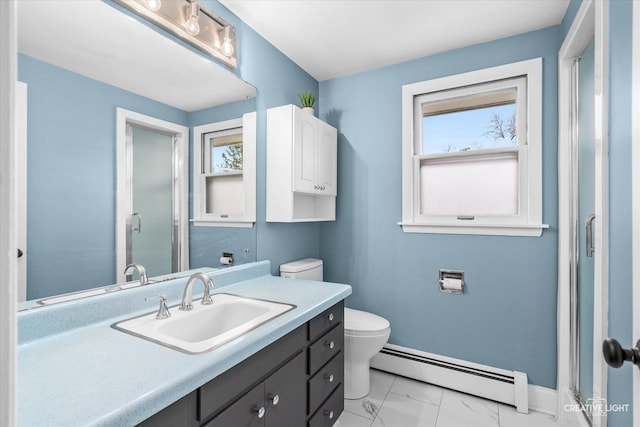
[
  {"left": 192, "top": 112, "right": 256, "bottom": 227},
  {"left": 400, "top": 58, "right": 547, "bottom": 236}
]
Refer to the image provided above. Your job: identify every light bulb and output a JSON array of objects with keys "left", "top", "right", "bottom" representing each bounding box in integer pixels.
[
  {"left": 221, "top": 26, "right": 234, "bottom": 57},
  {"left": 184, "top": 1, "right": 200, "bottom": 36},
  {"left": 144, "top": 0, "right": 161, "bottom": 12},
  {"left": 222, "top": 37, "right": 234, "bottom": 56},
  {"left": 185, "top": 15, "right": 200, "bottom": 35}
]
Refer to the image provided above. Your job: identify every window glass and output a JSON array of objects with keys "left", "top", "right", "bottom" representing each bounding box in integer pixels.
[
  {"left": 207, "top": 131, "right": 243, "bottom": 173},
  {"left": 422, "top": 89, "right": 517, "bottom": 155},
  {"left": 419, "top": 153, "right": 518, "bottom": 216}
]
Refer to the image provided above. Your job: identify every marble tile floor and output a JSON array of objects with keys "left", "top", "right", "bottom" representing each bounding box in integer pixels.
[{"left": 335, "top": 369, "right": 565, "bottom": 427}]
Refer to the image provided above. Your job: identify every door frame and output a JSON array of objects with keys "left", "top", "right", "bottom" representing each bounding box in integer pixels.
[
  {"left": 0, "top": 0, "right": 17, "bottom": 425},
  {"left": 632, "top": 1, "right": 640, "bottom": 425},
  {"left": 115, "top": 108, "right": 189, "bottom": 282},
  {"left": 16, "top": 81, "right": 27, "bottom": 301},
  {"left": 557, "top": 0, "right": 609, "bottom": 426}
]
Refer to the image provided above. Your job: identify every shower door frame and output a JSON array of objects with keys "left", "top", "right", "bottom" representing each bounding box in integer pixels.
[
  {"left": 632, "top": 2, "right": 640, "bottom": 425},
  {"left": 557, "top": 1, "right": 609, "bottom": 426},
  {"left": 115, "top": 108, "right": 189, "bottom": 283}
]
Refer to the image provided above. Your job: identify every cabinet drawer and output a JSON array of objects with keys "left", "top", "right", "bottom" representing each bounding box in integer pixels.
[
  {"left": 308, "top": 301, "right": 343, "bottom": 342},
  {"left": 308, "top": 324, "right": 343, "bottom": 375},
  {"left": 308, "top": 384, "right": 344, "bottom": 427},
  {"left": 308, "top": 352, "right": 343, "bottom": 414}
]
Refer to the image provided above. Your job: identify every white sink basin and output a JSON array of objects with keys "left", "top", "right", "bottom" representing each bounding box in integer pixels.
[{"left": 114, "top": 293, "right": 295, "bottom": 354}]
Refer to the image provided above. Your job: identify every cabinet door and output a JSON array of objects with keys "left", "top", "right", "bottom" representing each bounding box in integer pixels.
[
  {"left": 315, "top": 121, "right": 337, "bottom": 196},
  {"left": 292, "top": 109, "right": 318, "bottom": 194},
  {"left": 264, "top": 352, "right": 306, "bottom": 427},
  {"left": 204, "top": 383, "right": 265, "bottom": 427},
  {"left": 137, "top": 391, "right": 198, "bottom": 427}
]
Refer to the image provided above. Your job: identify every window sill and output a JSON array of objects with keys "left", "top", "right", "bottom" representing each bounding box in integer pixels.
[
  {"left": 191, "top": 219, "right": 254, "bottom": 228},
  {"left": 398, "top": 222, "right": 548, "bottom": 237}
]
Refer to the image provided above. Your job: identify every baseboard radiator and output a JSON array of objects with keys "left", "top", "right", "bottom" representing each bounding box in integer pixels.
[{"left": 370, "top": 343, "right": 529, "bottom": 414}]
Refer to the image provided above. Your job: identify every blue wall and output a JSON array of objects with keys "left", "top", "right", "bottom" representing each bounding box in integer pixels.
[{"left": 318, "top": 28, "right": 561, "bottom": 388}]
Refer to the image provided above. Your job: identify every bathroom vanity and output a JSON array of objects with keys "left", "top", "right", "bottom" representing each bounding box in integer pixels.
[
  {"left": 17, "top": 261, "right": 350, "bottom": 426},
  {"left": 140, "top": 301, "right": 344, "bottom": 426}
]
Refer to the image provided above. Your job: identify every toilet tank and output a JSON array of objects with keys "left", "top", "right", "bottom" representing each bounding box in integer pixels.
[{"left": 280, "top": 258, "right": 323, "bottom": 280}]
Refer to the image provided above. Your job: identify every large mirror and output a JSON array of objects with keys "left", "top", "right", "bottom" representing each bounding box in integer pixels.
[{"left": 17, "top": 0, "right": 257, "bottom": 309}]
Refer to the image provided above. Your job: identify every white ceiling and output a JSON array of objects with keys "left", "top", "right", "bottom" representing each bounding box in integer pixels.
[
  {"left": 18, "top": 0, "right": 256, "bottom": 112},
  {"left": 220, "top": 0, "right": 570, "bottom": 81}
]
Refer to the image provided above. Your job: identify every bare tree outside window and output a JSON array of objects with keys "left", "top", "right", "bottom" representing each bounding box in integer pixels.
[
  {"left": 485, "top": 112, "right": 516, "bottom": 141},
  {"left": 216, "top": 143, "right": 243, "bottom": 171}
]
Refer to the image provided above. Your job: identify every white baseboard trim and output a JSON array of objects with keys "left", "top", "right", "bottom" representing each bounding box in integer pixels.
[{"left": 370, "top": 344, "right": 557, "bottom": 416}]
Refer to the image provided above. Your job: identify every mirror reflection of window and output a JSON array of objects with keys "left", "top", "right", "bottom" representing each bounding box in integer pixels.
[
  {"left": 202, "top": 128, "right": 244, "bottom": 216},
  {"left": 206, "top": 130, "right": 243, "bottom": 173}
]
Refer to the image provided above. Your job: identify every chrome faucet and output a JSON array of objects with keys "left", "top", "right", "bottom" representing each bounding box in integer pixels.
[
  {"left": 123, "top": 263, "right": 149, "bottom": 286},
  {"left": 180, "top": 272, "right": 214, "bottom": 311}
]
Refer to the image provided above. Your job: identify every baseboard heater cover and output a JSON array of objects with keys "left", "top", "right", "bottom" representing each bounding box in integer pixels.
[{"left": 370, "top": 344, "right": 529, "bottom": 414}]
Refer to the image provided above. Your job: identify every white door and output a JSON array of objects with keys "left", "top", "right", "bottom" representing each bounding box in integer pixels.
[
  {"left": 316, "top": 121, "right": 337, "bottom": 196},
  {"left": 293, "top": 107, "right": 317, "bottom": 193}
]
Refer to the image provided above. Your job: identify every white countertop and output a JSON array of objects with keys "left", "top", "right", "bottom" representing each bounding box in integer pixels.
[{"left": 17, "top": 262, "right": 351, "bottom": 426}]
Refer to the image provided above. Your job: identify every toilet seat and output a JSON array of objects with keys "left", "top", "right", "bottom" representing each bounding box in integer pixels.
[{"left": 344, "top": 307, "right": 390, "bottom": 337}]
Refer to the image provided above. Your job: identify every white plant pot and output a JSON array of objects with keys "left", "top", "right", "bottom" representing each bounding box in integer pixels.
[{"left": 302, "top": 107, "right": 314, "bottom": 115}]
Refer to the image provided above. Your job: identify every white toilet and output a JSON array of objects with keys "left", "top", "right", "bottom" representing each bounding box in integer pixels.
[{"left": 280, "top": 258, "right": 391, "bottom": 399}]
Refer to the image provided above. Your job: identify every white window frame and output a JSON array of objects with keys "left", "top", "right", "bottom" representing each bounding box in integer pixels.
[
  {"left": 400, "top": 58, "right": 548, "bottom": 237},
  {"left": 192, "top": 112, "right": 256, "bottom": 228}
]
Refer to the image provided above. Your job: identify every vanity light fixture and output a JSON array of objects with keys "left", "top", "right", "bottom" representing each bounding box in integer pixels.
[{"left": 112, "top": 0, "right": 237, "bottom": 67}]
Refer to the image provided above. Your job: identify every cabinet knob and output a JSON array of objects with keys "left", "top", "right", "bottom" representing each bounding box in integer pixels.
[
  {"left": 324, "top": 410, "right": 334, "bottom": 419},
  {"left": 268, "top": 394, "right": 280, "bottom": 406},
  {"left": 254, "top": 406, "right": 265, "bottom": 418},
  {"left": 325, "top": 340, "right": 335, "bottom": 349},
  {"left": 327, "top": 313, "right": 334, "bottom": 322},
  {"left": 324, "top": 373, "right": 334, "bottom": 383}
]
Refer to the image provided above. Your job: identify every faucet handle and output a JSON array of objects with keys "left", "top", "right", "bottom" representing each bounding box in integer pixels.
[{"left": 145, "top": 295, "right": 171, "bottom": 319}]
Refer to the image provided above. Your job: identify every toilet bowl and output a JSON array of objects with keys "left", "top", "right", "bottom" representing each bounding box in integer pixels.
[
  {"left": 344, "top": 307, "right": 391, "bottom": 399},
  {"left": 280, "top": 258, "right": 391, "bottom": 400}
]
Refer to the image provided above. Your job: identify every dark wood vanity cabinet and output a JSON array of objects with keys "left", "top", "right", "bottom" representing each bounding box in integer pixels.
[
  {"left": 138, "top": 301, "right": 344, "bottom": 427},
  {"left": 307, "top": 303, "right": 344, "bottom": 427},
  {"left": 204, "top": 352, "right": 306, "bottom": 427}
]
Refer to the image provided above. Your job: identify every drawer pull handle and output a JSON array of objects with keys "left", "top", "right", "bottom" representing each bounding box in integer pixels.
[
  {"left": 268, "top": 394, "right": 280, "bottom": 406},
  {"left": 324, "top": 373, "right": 334, "bottom": 383},
  {"left": 325, "top": 340, "right": 335, "bottom": 349},
  {"left": 254, "top": 406, "right": 265, "bottom": 418},
  {"left": 328, "top": 313, "right": 334, "bottom": 321},
  {"left": 325, "top": 409, "right": 334, "bottom": 419}
]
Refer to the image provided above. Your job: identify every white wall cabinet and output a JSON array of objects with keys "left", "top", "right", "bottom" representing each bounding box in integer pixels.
[{"left": 267, "top": 104, "right": 337, "bottom": 222}]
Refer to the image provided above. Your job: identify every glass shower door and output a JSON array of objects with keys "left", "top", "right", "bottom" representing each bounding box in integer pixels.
[
  {"left": 575, "top": 37, "right": 596, "bottom": 417},
  {"left": 129, "top": 125, "right": 174, "bottom": 277}
]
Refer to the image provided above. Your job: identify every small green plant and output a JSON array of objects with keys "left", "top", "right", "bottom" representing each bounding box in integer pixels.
[{"left": 298, "top": 92, "right": 316, "bottom": 108}]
